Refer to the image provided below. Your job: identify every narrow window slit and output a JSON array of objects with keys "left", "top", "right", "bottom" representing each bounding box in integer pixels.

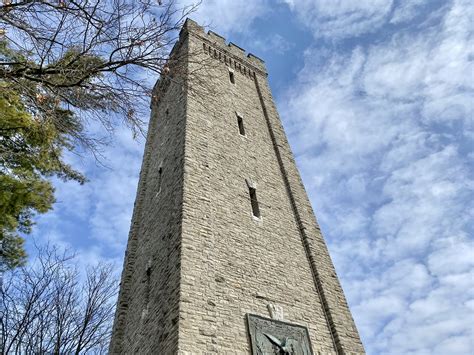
[
  {"left": 229, "top": 71, "right": 235, "bottom": 84},
  {"left": 237, "top": 115, "right": 245, "bottom": 136},
  {"left": 142, "top": 260, "right": 152, "bottom": 319},
  {"left": 157, "top": 167, "right": 163, "bottom": 193},
  {"left": 249, "top": 187, "right": 260, "bottom": 218},
  {"left": 145, "top": 263, "right": 151, "bottom": 304}
]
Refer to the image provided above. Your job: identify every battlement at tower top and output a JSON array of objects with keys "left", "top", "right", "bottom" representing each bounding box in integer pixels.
[
  {"left": 153, "top": 18, "right": 267, "bottom": 107},
  {"left": 179, "top": 18, "right": 267, "bottom": 75}
]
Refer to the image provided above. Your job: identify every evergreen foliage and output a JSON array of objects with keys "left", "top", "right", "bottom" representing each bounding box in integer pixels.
[
  {"left": 1, "top": 41, "right": 87, "bottom": 270},
  {"left": 0, "top": 0, "right": 199, "bottom": 270}
]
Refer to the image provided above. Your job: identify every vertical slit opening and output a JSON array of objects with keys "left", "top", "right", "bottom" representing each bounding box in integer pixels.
[
  {"left": 237, "top": 115, "right": 245, "bottom": 136},
  {"left": 157, "top": 167, "right": 163, "bottom": 193},
  {"left": 142, "top": 261, "right": 152, "bottom": 319},
  {"left": 229, "top": 71, "right": 235, "bottom": 84},
  {"left": 249, "top": 187, "right": 260, "bottom": 218},
  {"left": 145, "top": 264, "right": 151, "bottom": 304}
]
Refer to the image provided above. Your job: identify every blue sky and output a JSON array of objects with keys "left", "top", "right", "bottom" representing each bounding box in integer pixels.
[{"left": 29, "top": 0, "right": 473, "bottom": 354}]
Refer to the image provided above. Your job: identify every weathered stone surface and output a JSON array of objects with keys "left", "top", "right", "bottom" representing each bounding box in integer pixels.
[{"left": 109, "top": 18, "right": 365, "bottom": 355}]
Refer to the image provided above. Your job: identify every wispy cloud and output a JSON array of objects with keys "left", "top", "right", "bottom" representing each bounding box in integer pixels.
[
  {"left": 179, "top": 0, "right": 268, "bottom": 35},
  {"left": 390, "top": 0, "right": 432, "bottom": 24},
  {"left": 31, "top": 124, "right": 144, "bottom": 269},
  {"left": 281, "top": 0, "right": 474, "bottom": 353},
  {"left": 281, "top": 0, "right": 394, "bottom": 39},
  {"left": 251, "top": 33, "right": 294, "bottom": 54}
]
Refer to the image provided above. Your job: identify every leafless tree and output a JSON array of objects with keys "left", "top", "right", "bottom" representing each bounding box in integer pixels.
[
  {"left": 0, "top": 244, "right": 117, "bottom": 354},
  {"left": 0, "top": 0, "right": 217, "bottom": 273},
  {"left": 0, "top": 0, "right": 203, "bottom": 149}
]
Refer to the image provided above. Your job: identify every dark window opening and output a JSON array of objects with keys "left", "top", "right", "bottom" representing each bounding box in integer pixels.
[
  {"left": 237, "top": 115, "right": 245, "bottom": 136},
  {"left": 157, "top": 167, "right": 163, "bottom": 193},
  {"left": 249, "top": 187, "right": 260, "bottom": 218},
  {"left": 143, "top": 261, "right": 152, "bottom": 317},
  {"left": 145, "top": 264, "right": 151, "bottom": 301},
  {"left": 229, "top": 71, "right": 235, "bottom": 84}
]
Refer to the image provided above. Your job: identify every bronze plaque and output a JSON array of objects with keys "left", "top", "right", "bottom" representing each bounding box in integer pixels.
[{"left": 247, "top": 314, "right": 314, "bottom": 355}]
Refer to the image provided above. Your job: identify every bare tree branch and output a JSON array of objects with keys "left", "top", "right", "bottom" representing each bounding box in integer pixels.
[
  {"left": 1, "top": 0, "right": 202, "bottom": 152},
  {"left": 0, "top": 243, "right": 117, "bottom": 354}
]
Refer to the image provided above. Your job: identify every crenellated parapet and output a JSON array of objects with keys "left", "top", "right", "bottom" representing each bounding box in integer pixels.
[
  {"left": 152, "top": 18, "right": 266, "bottom": 107},
  {"left": 181, "top": 18, "right": 267, "bottom": 78}
]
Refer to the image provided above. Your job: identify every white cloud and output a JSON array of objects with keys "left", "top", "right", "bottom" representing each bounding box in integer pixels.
[
  {"left": 179, "top": 0, "right": 268, "bottom": 35},
  {"left": 252, "top": 33, "right": 294, "bottom": 54},
  {"left": 284, "top": 0, "right": 470, "bottom": 43},
  {"left": 283, "top": 0, "right": 394, "bottom": 39},
  {"left": 31, "top": 124, "right": 144, "bottom": 265},
  {"left": 390, "top": 0, "right": 430, "bottom": 24},
  {"left": 281, "top": 0, "right": 474, "bottom": 353}
]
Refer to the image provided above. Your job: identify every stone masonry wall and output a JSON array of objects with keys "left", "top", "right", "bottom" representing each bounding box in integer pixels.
[
  {"left": 110, "top": 18, "right": 364, "bottom": 355},
  {"left": 253, "top": 75, "right": 364, "bottom": 354},
  {"left": 109, "top": 38, "right": 189, "bottom": 354},
  {"left": 177, "top": 19, "right": 364, "bottom": 354}
]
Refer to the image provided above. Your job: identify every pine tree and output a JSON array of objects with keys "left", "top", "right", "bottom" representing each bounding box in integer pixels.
[{"left": 0, "top": 69, "right": 85, "bottom": 270}]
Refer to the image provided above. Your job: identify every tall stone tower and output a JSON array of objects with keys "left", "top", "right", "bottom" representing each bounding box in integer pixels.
[{"left": 110, "top": 19, "right": 364, "bottom": 354}]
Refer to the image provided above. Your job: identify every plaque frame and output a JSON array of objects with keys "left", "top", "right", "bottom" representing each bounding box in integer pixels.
[{"left": 246, "top": 313, "right": 314, "bottom": 355}]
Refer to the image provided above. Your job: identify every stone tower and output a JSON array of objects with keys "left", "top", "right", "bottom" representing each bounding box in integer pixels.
[{"left": 110, "top": 19, "right": 364, "bottom": 354}]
